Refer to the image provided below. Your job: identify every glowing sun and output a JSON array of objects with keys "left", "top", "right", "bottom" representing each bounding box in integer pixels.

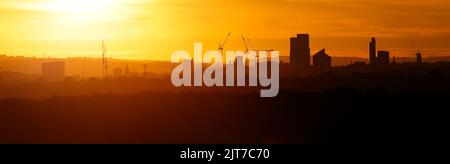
[{"left": 45, "top": 0, "right": 116, "bottom": 14}]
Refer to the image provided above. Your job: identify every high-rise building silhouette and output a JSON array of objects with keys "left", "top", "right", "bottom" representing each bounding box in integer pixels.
[
  {"left": 290, "top": 34, "right": 310, "bottom": 66},
  {"left": 313, "top": 48, "right": 331, "bottom": 73},
  {"left": 369, "top": 38, "right": 377, "bottom": 65},
  {"left": 42, "top": 61, "right": 65, "bottom": 81},
  {"left": 377, "top": 51, "right": 390, "bottom": 65}
]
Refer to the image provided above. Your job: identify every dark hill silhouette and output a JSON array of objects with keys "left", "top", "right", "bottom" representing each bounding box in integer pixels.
[
  {"left": 2, "top": 55, "right": 450, "bottom": 144},
  {"left": 0, "top": 89, "right": 449, "bottom": 144}
]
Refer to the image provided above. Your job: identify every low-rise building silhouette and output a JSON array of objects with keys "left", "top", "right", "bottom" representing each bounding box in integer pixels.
[
  {"left": 377, "top": 51, "right": 390, "bottom": 65},
  {"left": 313, "top": 48, "right": 332, "bottom": 73},
  {"left": 416, "top": 53, "right": 423, "bottom": 64}
]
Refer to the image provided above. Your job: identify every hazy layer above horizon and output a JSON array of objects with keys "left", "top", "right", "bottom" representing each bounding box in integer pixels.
[{"left": 1, "top": 0, "right": 450, "bottom": 60}]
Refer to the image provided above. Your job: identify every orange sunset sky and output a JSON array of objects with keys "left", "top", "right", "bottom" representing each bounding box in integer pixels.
[{"left": 1, "top": 0, "right": 450, "bottom": 60}]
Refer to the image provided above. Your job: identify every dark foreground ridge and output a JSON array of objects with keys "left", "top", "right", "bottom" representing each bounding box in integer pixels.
[{"left": 0, "top": 88, "right": 449, "bottom": 144}]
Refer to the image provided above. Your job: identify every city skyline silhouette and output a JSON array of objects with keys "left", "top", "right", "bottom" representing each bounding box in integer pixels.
[{"left": 2, "top": 0, "right": 450, "bottom": 144}]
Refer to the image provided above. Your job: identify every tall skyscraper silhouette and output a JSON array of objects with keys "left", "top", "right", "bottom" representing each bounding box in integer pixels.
[
  {"left": 290, "top": 34, "right": 310, "bottom": 67},
  {"left": 369, "top": 38, "right": 377, "bottom": 65}
]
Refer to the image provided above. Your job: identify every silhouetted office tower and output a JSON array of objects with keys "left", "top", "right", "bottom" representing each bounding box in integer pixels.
[
  {"left": 290, "top": 34, "right": 310, "bottom": 66},
  {"left": 42, "top": 61, "right": 65, "bottom": 81},
  {"left": 377, "top": 51, "right": 390, "bottom": 65},
  {"left": 416, "top": 53, "right": 423, "bottom": 64},
  {"left": 313, "top": 48, "right": 332, "bottom": 73},
  {"left": 369, "top": 38, "right": 377, "bottom": 65}
]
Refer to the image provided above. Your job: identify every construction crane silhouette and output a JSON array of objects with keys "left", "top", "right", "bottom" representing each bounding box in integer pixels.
[
  {"left": 219, "top": 32, "right": 231, "bottom": 54},
  {"left": 102, "top": 40, "right": 108, "bottom": 78},
  {"left": 241, "top": 34, "right": 250, "bottom": 53},
  {"left": 247, "top": 38, "right": 274, "bottom": 52},
  {"left": 241, "top": 34, "right": 275, "bottom": 57}
]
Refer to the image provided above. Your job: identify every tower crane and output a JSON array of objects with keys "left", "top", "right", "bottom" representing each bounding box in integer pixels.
[
  {"left": 246, "top": 38, "right": 274, "bottom": 52},
  {"left": 219, "top": 32, "right": 231, "bottom": 54},
  {"left": 241, "top": 34, "right": 250, "bottom": 53},
  {"left": 241, "top": 34, "right": 275, "bottom": 58}
]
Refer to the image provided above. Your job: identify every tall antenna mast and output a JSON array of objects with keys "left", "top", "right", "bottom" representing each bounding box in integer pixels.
[{"left": 102, "top": 40, "right": 108, "bottom": 78}]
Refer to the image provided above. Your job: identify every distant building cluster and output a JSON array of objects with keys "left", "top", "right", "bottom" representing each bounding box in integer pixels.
[
  {"left": 112, "top": 65, "right": 153, "bottom": 78},
  {"left": 290, "top": 34, "right": 332, "bottom": 73},
  {"left": 289, "top": 34, "right": 425, "bottom": 73},
  {"left": 113, "top": 65, "right": 131, "bottom": 78},
  {"left": 369, "top": 38, "right": 390, "bottom": 65}
]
